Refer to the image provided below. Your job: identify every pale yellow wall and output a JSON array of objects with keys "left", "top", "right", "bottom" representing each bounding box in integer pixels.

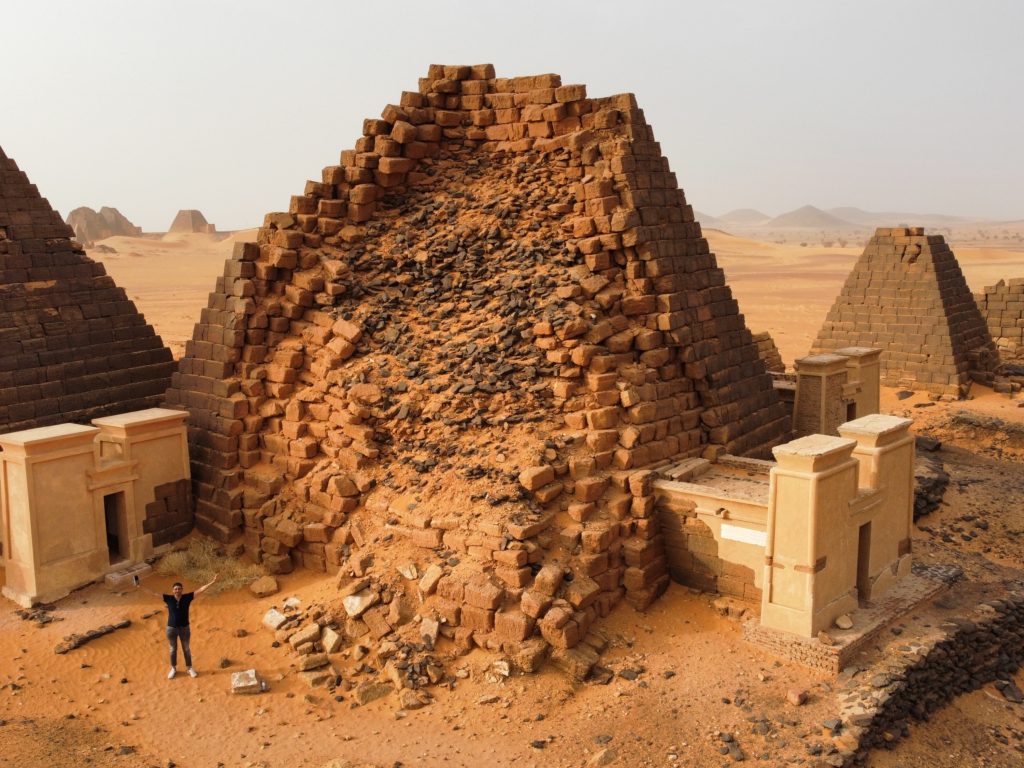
[
  {"left": 655, "top": 414, "right": 914, "bottom": 640},
  {"left": 655, "top": 480, "right": 769, "bottom": 589},
  {"left": 0, "top": 425, "right": 108, "bottom": 607},
  {"left": 93, "top": 408, "right": 190, "bottom": 563},
  {"left": 839, "top": 415, "right": 914, "bottom": 600},
  {"left": 35, "top": 451, "right": 98, "bottom": 563},
  {"left": 763, "top": 435, "right": 862, "bottom": 636},
  {"left": 1, "top": 410, "right": 191, "bottom": 608}
]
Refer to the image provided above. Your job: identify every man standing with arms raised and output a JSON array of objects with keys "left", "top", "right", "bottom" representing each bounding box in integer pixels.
[{"left": 137, "top": 574, "right": 218, "bottom": 678}]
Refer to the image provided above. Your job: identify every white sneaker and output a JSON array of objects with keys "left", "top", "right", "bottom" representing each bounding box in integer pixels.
[
  {"left": 167, "top": 668, "right": 176, "bottom": 679},
  {"left": 187, "top": 667, "right": 198, "bottom": 678}
]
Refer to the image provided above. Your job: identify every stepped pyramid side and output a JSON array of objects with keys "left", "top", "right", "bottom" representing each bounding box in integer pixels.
[
  {"left": 975, "top": 278, "right": 1024, "bottom": 363},
  {"left": 165, "top": 65, "right": 790, "bottom": 643},
  {"left": 812, "top": 227, "right": 997, "bottom": 397},
  {"left": 752, "top": 330, "right": 785, "bottom": 372},
  {"left": 169, "top": 209, "right": 215, "bottom": 234},
  {"left": 0, "top": 147, "right": 176, "bottom": 432}
]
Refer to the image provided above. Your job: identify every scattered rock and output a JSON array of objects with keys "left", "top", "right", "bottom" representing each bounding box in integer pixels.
[
  {"left": 353, "top": 681, "right": 394, "bottom": 705},
  {"left": 396, "top": 562, "right": 418, "bottom": 580},
  {"left": 249, "top": 576, "right": 280, "bottom": 598},
  {"left": 322, "top": 626, "right": 344, "bottom": 654},
  {"left": 996, "top": 679, "right": 1024, "bottom": 704},
  {"left": 231, "top": 669, "right": 265, "bottom": 695},
  {"left": 787, "top": 689, "right": 808, "bottom": 706},
  {"left": 834, "top": 614, "right": 853, "bottom": 630},
  {"left": 342, "top": 589, "right": 379, "bottom": 618},
  {"left": 262, "top": 609, "right": 288, "bottom": 631},
  {"left": 55, "top": 619, "right": 131, "bottom": 654}
]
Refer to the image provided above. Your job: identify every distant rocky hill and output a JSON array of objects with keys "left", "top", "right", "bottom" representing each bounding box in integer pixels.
[
  {"left": 764, "top": 205, "right": 853, "bottom": 229},
  {"left": 826, "top": 206, "right": 979, "bottom": 229},
  {"left": 66, "top": 206, "right": 141, "bottom": 244},
  {"left": 693, "top": 210, "right": 726, "bottom": 229},
  {"left": 719, "top": 208, "right": 770, "bottom": 225},
  {"left": 169, "top": 209, "right": 216, "bottom": 233}
]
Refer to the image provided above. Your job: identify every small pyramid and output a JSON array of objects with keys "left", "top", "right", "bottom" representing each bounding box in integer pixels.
[
  {"left": 975, "top": 278, "right": 1024, "bottom": 363},
  {"left": 168, "top": 209, "right": 215, "bottom": 234},
  {"left": 0, "top": 146, "right": 176, "bottom": 432},
  {"left": 811, "top": 227, "right": 997, "bottom": 396}
]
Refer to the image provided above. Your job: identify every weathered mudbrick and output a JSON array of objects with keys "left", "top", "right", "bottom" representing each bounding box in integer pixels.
[
  {"left": 975, "top": 277, "right": 1024, "bottom": 364},
  {"left": 0, "top": 147, "right": 175, "bottom": 431}
]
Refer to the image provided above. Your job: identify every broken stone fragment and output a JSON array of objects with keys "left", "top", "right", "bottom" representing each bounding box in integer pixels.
[
  {"left": 396, "top": 562, "right": 418, "bottom": 580},
  {"left": 834, "top": 614, "right": 853, "bottom": 630},
  {"left": 588, "top": 747, "right": 618, "bottom": 766},
  {"left": 353, "top": 680, "right": 394, "bottom": 705},
  {"left": 787, "top": 688, "right": 808, "bottom": 706},
  {"left": 420, "top": 616, "right": 440, "bottom": 646},
  {"left": 417, "top": 564, "right": 444, "bottom": 598},
  {"left": 398, "top": 688, "right": 431, "bottom": 710},
  {"left": 230, "top": 669, "right": 264, "bottom": 695},
  {"left": 262, "top": 608, "right": 288, "bottom": 631},
  {"left": 518, "top": 465, "right": 554, "bottom": 491},
  {"left": 299, "top": 653, "right": 329, "bottom": 672},
  {"left": 289, "top": 623, "right": 321, "bottom": 649},
  {"left": 343, "top": 589, "right": 380, "bottom": 618},
  {"left": 249, "top": 576, "right": 279, "bottom": 598},
  {"left": 349, "top": 382, "right": 383, "bottom": 405},
  {"left": 321, "top": 626, "right": 344, "bottom": 654}
]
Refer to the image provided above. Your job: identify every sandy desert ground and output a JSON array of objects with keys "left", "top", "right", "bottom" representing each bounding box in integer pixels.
[{"left": 1, "top": 226, "right": 1022, "bottom": 768}]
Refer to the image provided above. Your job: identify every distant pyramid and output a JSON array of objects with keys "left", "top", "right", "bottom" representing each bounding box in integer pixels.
[
  {"left": 0, "top": 146, "right": 176, "bottom": 431},
  {"left": 66, "top": 205, "right": 141, "bottom": 244},
  {"left": 168, "top": 209, "right": 215, "bottom": 234},
  {"left": 975, "top": 278, "right": 1024, "bottom": 363},
  {"left": 811, "top": 227, "right": 997, "bottom": 397}
]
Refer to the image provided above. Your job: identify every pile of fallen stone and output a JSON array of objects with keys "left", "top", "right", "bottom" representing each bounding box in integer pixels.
[{"left": 827, "top": 592, "right": 1024, "bottom": 765}]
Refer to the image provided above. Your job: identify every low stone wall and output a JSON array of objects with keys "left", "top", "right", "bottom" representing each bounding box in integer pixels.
[
  {"left": 841, "top": 592, "right": 1024, "bottom": 765},
  {"left": 659, "top": 510, "right": 761, "bottom": 601}
]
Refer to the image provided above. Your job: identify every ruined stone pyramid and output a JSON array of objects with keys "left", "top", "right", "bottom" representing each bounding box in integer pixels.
[
  {"left": 0, "top": 147, "right": 176, "bottom": 432},
  {"left": 166, "top": 65, "right": 790, "bottom": 653},
  {"left": 812, "top": 227, "right": 997, "bottom": 396},
  {"left": 975, "top": 278, "right": 1024, "bottom": 363}
]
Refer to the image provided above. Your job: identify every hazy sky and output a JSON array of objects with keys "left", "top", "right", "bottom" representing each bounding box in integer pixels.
[{"left": 3, "top": 1, "right": 1022, "bottom": 231}]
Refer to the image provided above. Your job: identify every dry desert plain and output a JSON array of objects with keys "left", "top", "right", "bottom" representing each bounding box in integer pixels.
[{"left": 1, "top": 226, "right": 1024, "bottom": 768}]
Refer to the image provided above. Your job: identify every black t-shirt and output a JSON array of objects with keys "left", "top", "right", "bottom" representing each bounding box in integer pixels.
[{"left": 163, "top": 593, "right": 194, "bottom": 627}]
